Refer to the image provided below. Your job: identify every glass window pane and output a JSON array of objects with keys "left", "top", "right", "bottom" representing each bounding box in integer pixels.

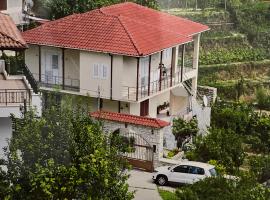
[
  {"left": 52, "top": 55, "right": 58, "bottom": 69},
  {"left": 173, "top": 165, "right": 189, "bottom": 173}
]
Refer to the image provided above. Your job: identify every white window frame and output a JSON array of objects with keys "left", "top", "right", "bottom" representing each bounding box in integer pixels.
[
  {"left": 92, "top": 64, "right": 108, "bottom": 80},
  {"left": 101, "top": 64, "right": 108, "bottom": 80}
]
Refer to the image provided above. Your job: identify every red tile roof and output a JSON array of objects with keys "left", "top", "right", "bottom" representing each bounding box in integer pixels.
[
  {"left": 90, "top": 111, "right": 170, "bottom": 128},
  {"left": 22, "top": 2, "right": 208, "bottom": 56},
  {"left": 0, "top": 13, "right": 28, "bottom": 50}
]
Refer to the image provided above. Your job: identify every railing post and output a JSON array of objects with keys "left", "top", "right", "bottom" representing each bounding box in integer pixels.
[
  {"left": 127, "top": 87, "right": 129, "bottom": 100},
  {"left": 5, "top": 89, "right": 7, "bottom": 106}
]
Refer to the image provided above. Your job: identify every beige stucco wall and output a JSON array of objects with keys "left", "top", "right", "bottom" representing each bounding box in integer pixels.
[
  {"left": 112, "top": 55, "right": 124, "bottom": 99},
  {"left": 122, "top": 56, "right": 137, "bottom": 87},
  {"left": 25, "top": 45, "right": 39, "bottom": 79},
  {"left": 130, "top": 102, "right": 140, "bottom": 116},
  {"left": 149, "top": 91, "right": 170, "bottom": 118},
  {"left": 25, "top": 45, "right": 80, "bottom": 85},
  {"left": 80, "top": 51, "right": 111, "bottom": 98},
  {"left": 102, "top": 99, "right": 119, "bottom": 112},
  {"left": 64, "top": 49, "right": 80, "bottom": 86},
  {"left": 170, "top": 89, "right": 189, "bottom": 116}
]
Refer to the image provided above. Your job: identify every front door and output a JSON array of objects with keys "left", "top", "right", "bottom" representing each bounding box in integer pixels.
[
  {"left": 45, "top": 52, "right": 61, "bottom": 85},
  {"left": 140, "top": 99, "right": 149, "bottom": 116},
  {"left": 169, "top": 165, "right": 195, "bottom": 184}
]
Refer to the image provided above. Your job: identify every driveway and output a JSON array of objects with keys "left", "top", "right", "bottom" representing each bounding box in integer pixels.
[{"left": 128, "top": 170, "right": 162, "bottom": 200}]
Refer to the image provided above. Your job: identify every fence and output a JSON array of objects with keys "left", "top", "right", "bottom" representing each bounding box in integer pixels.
[{"left": 0, "top": 89, "right": 31, "bottom": 106}]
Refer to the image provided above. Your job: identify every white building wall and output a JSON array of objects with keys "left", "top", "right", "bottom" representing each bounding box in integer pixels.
[
  {"left": 0, "top": 118, "right": 12, "bottom": 159},
  {"left": 80, "top": 51, "right": 112, "bottom": 98},
  {"left": 25, "top": 45, "right": 39, "bottom": 78}
]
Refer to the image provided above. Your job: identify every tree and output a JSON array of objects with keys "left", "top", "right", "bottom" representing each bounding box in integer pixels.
[
  {"left": 186, "top": 128, "right": 245, "bottom": 172},
  {"left": 0, "top": 93, "right": 133, "bottom": 199},
  {"left": 46, "top": 0, "right": 159, "bottom": 19},
  {"left": 172, "top": 117, "right": 199, "bottom": 148},
  {"left": 256, "top": 87, "right": 270, "bottom": 111},
  {"left": 176, "top": 175, "right": 270, "bottom": 200}
]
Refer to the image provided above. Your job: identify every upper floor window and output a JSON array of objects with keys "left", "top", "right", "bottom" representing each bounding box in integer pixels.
[
  {"left": 163, "top": 48, "right": 172, "bottom": 60},
  {"left": 93, "top": 64, "right": 108, "bottom": 80},
  {"left": 0, "top": 0, "right": 7, "bottom": 10}
]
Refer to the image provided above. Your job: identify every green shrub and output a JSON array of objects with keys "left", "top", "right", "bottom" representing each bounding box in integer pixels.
[
  {"left": 172, "top": 117, "right": 199, "bottom": 148},
  {"left": 249, "top": 155, "right": 270, "bottom": 183},
  {"left": 200, "top": 47, "right": 268, "bottom": 65},
  {"left": 176, "top": 175, "right": 270, "bottom": 200},
  {"left": 208, "top": 160, "right": 226, "bottom": 175}
]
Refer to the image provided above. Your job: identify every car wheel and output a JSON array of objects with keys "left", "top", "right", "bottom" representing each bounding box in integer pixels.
[{"left": 157, "top": 175, "right": 167, "bottom": 186}]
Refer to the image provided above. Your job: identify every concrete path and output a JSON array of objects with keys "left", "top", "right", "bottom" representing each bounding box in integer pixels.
[{"left": 128, "top": 170, "right": 162, "bottom": 200}]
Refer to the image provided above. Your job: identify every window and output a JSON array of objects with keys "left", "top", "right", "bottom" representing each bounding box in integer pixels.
[
  {"left": 140, "top": 57, "right": 149, "bottom": 87},
  {"left": 93, "top": 64, "right": 108, "bottom": 79},
  {"left": 52, "top": 55, "right": 59, "bottom": 69},
  {"left": 93, "top": 64, "right": 99, "bottom": 78},
  {"left": 102, "top": 64, "right": 107, "bottom": 79},
  {"left": 173, "top": 165, "right": 190, "bottom": 173},
  {"left": 209, "top": 168, "right": 217, "bottom": 177},
  {"left": 189, "top": 166, "right": 205, "bottom": 175},
  {"left": 164, "top": 48, "right": 172, "bottom": 60}
]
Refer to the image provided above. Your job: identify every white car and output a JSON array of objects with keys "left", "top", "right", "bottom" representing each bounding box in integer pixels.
[{"left": 152, "top": 161, "right": 217, "bottom": 186}]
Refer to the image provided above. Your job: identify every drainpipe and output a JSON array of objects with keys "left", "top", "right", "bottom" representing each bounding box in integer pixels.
[{"left": 110, "top": 54, "right": 113, "bottom": 100}]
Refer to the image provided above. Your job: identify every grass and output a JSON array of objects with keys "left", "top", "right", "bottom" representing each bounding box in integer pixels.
[{"left": 158, "top": 189, "right": 178, "bottom": 200}]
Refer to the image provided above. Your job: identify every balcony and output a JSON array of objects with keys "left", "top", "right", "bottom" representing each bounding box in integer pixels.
[
  {"left": 32, "top": 73, "right": 80, "bottom": 92},
  {"left": 0, "top": 89, "right": 31, "bottom": 106},
  {"left": 122, "top": 66, "right": 196, "bottom": 102}
]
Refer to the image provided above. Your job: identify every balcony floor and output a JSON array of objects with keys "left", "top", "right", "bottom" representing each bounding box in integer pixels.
[{"left": 0, "top": 74, "right": 27, "bottom": 90}]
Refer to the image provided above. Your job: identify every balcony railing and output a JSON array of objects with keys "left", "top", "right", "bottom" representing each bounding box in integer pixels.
[
  {"left": 33, "top": 73, "right": 80, "bottom": 92},
  {"left": 122, "top": 65, "right": 196, "bottom": 101},
  {"left": 0, "top": 89, "right": 31, "bottom": 106}
]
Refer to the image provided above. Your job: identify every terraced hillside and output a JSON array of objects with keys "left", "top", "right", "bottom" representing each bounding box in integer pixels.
[{"left": 163, "top": 1, "right": 270, "bottom": 105}]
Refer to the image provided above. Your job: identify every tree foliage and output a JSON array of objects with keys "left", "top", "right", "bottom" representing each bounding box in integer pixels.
[
  {"left": 172, "top": 117, "right": 199, "bottom": 148},
  {"left": 176, "top": 175, "right": 270, "bottom": 200},
  {"left": 0, "top": 93, "right": 133, "bottom": 199},
  {"left": 211, "top": 101, "right": 270, "bottom": 153},
  {"left": 45, "top": 0, "right": 159, "bottom": 19},
  {"left": 186, "top": 128, "right": 245, "bottom": 172}
]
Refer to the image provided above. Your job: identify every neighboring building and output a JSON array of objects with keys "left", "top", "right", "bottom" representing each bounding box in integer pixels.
[
  {"left": 0, "top": 13, "right": 41, "bottom": 158},
  {"left": 0, "top": 0, "right": 26, "bottom": 25},
  {"left": 22, "top": 3, "right": 215, "bottom": 150}
]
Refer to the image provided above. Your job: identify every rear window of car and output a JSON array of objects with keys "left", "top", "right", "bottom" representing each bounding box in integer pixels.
[{"left": 209, "top": 168, "right": 217, "bottom": 177}]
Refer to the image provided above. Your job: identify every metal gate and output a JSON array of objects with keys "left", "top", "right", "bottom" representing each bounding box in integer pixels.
[{"left": 113, "top": 129, "right": 154, "bottom": 172}]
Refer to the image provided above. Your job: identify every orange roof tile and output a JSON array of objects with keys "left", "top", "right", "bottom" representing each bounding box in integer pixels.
[
  {"left": 0, "top": 13, "right": 28, "bottom": 50},
  {"left": 90, "top": 111, "right": 170, "bottom": 128},
  {"left": 22, "top": 2, "right": 208, "bottom": 56}
]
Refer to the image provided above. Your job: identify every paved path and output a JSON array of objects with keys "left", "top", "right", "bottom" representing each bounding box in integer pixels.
[{"left": 128, "top": 170, "right": 162, "bottom": 200}]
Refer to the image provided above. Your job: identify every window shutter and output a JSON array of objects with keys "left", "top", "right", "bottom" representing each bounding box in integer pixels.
[
  {"left": 102, "top": 65, "right": 107, "bottom": 79},
  {"left": 93, "top": 64, "right": 99, "bottom": 78}
]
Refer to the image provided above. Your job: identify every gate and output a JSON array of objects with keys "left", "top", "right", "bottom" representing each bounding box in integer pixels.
[{"left": 114, "top": 129, "right": 154, "bottom": 172}]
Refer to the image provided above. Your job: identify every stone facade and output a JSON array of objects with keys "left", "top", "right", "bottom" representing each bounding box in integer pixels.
[{"left": 100, "top": 119, "right": 165, "bottom": 168}]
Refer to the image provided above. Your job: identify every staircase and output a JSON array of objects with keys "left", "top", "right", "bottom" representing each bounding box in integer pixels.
[{"left": 181, "top": 74, "right": 211, "bottom": 135}]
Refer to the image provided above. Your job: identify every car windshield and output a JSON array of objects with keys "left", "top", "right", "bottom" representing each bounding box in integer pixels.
[{"left": 209, "top": 168, "right": 218, "bottom": 177}]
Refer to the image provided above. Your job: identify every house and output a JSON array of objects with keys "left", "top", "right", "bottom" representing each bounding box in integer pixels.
[
  {"left": 22, "top": 2, "right": 216, "bottom": 151},
  {"left": 0, "top": 13, "right": 41, "bottom": 158},
  {"left": 0, "top": 0, "right": 26, "bottom": 25}
]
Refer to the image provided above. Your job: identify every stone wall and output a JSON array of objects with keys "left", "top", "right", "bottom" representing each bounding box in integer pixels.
[{"left": 100, "top": 119, "right": 164, "bottom": 168}]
